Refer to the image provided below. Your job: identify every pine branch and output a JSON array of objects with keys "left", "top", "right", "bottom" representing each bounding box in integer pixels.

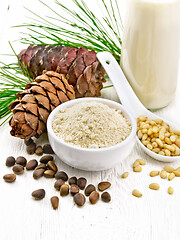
[
  {"left": 0, "top": 44, "right": 33, "bottom": 125},
  {"left": 1, "top": 0, "right": 121, "bottom": 125},
  {"left": 15, "top": 0, "right": 122, "bottom": 61}
]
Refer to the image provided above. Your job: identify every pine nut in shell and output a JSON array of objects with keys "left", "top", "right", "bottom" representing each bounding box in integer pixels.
[
  {"left": 98, "top": 182, "right": 111, "bottom": 191},
  {"left": 26, "top": 159, "right": 38, "bottom": 170},
  {"left": 68, "top": 176, "right": 77, "bottom": 185},
  {"left": 132, "top": 189, "right": 142, "bottom": 198},
  {"left": 122, "top": 172, "right": 129, "bottom": 179},
  {"left": 24, "top": 138, "right": 33, "bottom": 146},
  {"left": 101, "top": 192, "right": 111, "bottom": 202},
  {"left": 150, "top": 171, "right": 159, "bottom": 177},
  {"left": 35, "top": 145, "right": 43, "bottom": 156},
  {"left": 54, "top": 179, "right": 65, "bottom": 191},
  {"left": 74, "top": 193, "right": 86, "bottom": 207},
  {"left": 6, "top": 156, "right": 15, "bottom": 167},
  {"left": 89, "top": 191, "right": 99, "bottom": 204},
  {"left": 149, "top": 183, "right": 160, "bottom": 190},
  {"left": 3, "top": 174, "right": 16, "bottom": 183},
  {"left": 35, "top": 163, "right": 47, "bottom": 170},
  {"left": 168, "top": 187, "right": 174, "bottom": 195},
  {"left": 50, "top": 196, "right": 59, "bottom": 209},
  {"left": 44, "top": 170, "right": 55, "bottom": 178},
  {"left": 26, "top": 143, "right": 36, "bottom": 155},
  {"left": 47, "top": 161, "right": 58, "bottom": 173},
  {"left": 77, "top": 177, "right": 87, "bottom": 190},
  {"left": 32, "top": 189, "right": 45, "bottom": 200},
  {"left": 33, "top": 169, "right": 45, "bottom": 179},
  {"left": 12, "top": 164, "right": 24, "bottom": 175},
  {"left": 40, "top": 155, "right": 53, "bottom": 164},
  {"left": 43, "top": 144, "right": 54, "bottom": 154},
  {"left": 84, "top": 184, "right": 96, "bottom": 196},
  {"left": 70, "top": 184, "right": 79, "bottom": 196},
  {"left": 15, "top": 156, "right": 27, "bottom": 167},
  {"left": 55, "top": 171, "right": 68, "bottom": 181},
  {"left": 60, "top": 184, "right": 69, "bottom": 196}
]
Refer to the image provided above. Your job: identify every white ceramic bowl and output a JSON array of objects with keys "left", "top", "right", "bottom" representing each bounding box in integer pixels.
[{"left": 47, "top": 98, "right": 137, "bottom": 171}]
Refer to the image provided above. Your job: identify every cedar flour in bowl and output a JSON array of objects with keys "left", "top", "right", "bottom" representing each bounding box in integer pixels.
[
  {"left": 47, "top": 98, "right": 136, "bottom": 171},
  {"left": 52, "top": 101, "right": 132, "bottom": 149}
]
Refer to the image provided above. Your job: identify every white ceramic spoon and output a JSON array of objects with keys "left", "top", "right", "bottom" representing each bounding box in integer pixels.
[{"left": 97, "top": 51, "right": 180, "bottom": 162}]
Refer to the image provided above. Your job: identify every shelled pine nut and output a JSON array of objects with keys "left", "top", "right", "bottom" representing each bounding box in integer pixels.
[
  {"left": 164, "top": 166, "right": 175, "bottom": 173},
  {"left": 168, "top": 173, "right": 175, "bottom": 181},
  {"left": 150, "top": 171, "right": 159, "bottom": 177},
  {"left": 137, "top": 159, "right": 146, "bottom": 165},
  {"left": 121, "top": 172, "right": 129, "bottom": 179},
  {"left": 160, "top": 170, "right": 167, "bottom": 179},
  {"left": 133, "top": 160, "right": 140, "bottom": 168},
  {"left": 168, "top": 187, "right": 174, "bottom": 195},
  {"left": 149, "top": 183, "right": 160, "bottom": 190},
  {"left": 137, "top": 116, "right": 180, "bottom": 156},
  {"left": 173, "top": 170, "right": 180, "bottom": 177},
  {"left": 133, "top": 166, "right": 142, "bottom": 172},
  {"left": 132, "top": 189, "right": 142, "bottom": 198}
]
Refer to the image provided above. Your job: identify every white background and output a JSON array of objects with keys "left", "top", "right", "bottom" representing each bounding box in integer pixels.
[{"left": 0, "top": 1, "right": 180, "bottom": 240}]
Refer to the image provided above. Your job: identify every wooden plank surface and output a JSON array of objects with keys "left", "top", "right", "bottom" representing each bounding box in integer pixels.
[{"left": 0, "top": 1, "right": 180, "bottom": 240}]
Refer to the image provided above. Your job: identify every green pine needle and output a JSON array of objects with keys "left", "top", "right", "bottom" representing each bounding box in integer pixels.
[
  {"left": 0, "top": 0, "right": 122, "bottom": 125},
  {"left": 15, "top": 0, "right": 122, "bottom": 61},
  {"left": 0, "top": 44, "right": 33, "bottom": 125}
]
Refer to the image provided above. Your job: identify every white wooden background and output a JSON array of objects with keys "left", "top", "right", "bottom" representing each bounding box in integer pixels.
[{"left": 0, "top": 1, "right": 180, "bottom": 240}]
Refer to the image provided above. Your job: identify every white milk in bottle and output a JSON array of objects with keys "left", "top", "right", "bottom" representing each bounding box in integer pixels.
[{"left": 121, "top": 0, "right": 180, "bottom": 110}]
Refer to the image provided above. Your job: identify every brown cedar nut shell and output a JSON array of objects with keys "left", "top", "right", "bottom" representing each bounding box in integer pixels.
[
  {"left": 9, "top": 71, "right": 75, "bottom": 140},
  {"left": 18, "top": 45, "right": 106, "bottom": 98}
]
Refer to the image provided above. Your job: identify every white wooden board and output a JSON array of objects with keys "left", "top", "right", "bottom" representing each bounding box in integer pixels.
[{"left": 0, "top": 1, "right": 180, "bottom": 240}]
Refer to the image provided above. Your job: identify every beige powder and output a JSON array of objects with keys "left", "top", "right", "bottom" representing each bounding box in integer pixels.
[{"left": 52, "top": 101, "right": 132, "bottom": 149}]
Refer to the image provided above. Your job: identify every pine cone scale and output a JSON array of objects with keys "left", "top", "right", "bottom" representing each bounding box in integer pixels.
[
  {"left": 25, "top": 112, "right": 38, "bottom": 130},
  {"left": 47, "top": 92, "right": 60, "bottom": 107},
  {"left": 34, "top": 94, "right": 50, "bottom": 112},
  {"left": 38, "top": 108, "right": 49, "bottom": 122},
  {"left": 57, "top": 90, "right": 69, "bottom": 103},
  {"left": 39, "top": 81, "right": 57, "bottom": 95}
]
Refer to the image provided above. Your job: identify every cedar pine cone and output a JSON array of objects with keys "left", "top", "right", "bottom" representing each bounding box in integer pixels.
[
  {"left": 18, "top": 45, "right": 106, "bottom": 98},
  {"left": 9, "top": 71, "right": 75, "bottom": 140}
]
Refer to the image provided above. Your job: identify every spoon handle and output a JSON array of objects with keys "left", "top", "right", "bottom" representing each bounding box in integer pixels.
[{"left": 97, "top": 52, "right": 150, "bottom": 118}]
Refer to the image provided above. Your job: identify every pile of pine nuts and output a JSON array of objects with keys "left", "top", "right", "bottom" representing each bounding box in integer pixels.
[
  {"left": 121, "top": 159, "right": 178, "bottom": 197},
  {"left": 137, "top": 115, "right": 180, "bottom": 156}
]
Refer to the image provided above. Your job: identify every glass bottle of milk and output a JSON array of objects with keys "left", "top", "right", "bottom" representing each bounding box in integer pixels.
[{"left": 121, "top": 0, "right": 180, "bottom": 110}]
